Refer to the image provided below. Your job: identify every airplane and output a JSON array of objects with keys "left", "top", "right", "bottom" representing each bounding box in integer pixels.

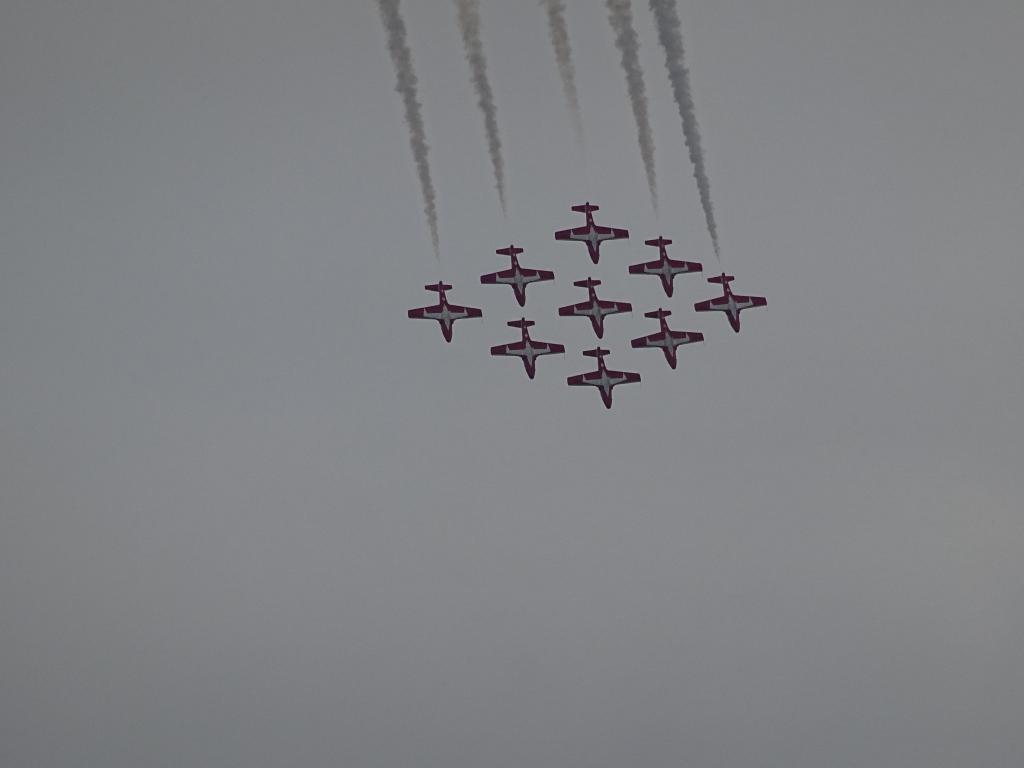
[
  {"left": 567, "top": 347, "right": 641, "bottom": 409},
  {"left": 479, "top": 245, "right": 555, "bottom": 307},
  {"left": 627, "top": 236, "right": 703, "bottom": 297},
  {"left": 630, "top": 309, "right": 704, "bottom": 369},
  {"left": 490, "top": 318, "right": 565, "bottom": 379},
  {"left": 693, "top": 273, "right": 767, "bottom": 332},
  {"left": 554, "top": 202, "right": 629, "bottom": 264},
  {"left": 407, "top": 282, "right": 482, "bottom": 342},
  {"left": 557, "top": 278, "right": 632, "bottom": 339}
]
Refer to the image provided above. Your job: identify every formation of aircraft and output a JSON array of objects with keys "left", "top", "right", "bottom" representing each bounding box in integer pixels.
[
  {"left": 490, "top": 318, "right": 565, "bottom": 379},
  {"left": 407, "top": 202, "right": 767, "bottom": 408},
  {"left": 628, "top": 237, "right": 703, "bottom": 297},
  {"left": 557, "top": 277, "right": 632, "bottom": 339},
  {"left": 567, "top": 347, "right": 641, "bottom": 409},
  {"left": 407, "top": 282, "right": 482, "bottom": 342},
  {"left": 630, "top": 309, "right": 704, "bottom": 369},
  {"left": 554, "top": 202, "right": 629, "bottom": 264},
  {"left": 480, "top": 245, "right": 555, "bottom": 307},
  {"left": 694, "top": 273, "right": 767, "bottom": 333}
]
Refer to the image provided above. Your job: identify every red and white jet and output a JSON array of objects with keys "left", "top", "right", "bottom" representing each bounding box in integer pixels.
[
  {"left": 490, "top": 318, "right": 565, "bottom": 379},
  {"left": 557, "top": 277, "right": 632, "bottom": 339},
  {"left": 693, "top": 273, "right": 767, "bottom": 333},
  {"left": 628, "top": 236, "right": 703, "bottom": 297},
  {"left": 479, "top": 245, "right": 555, "bottom": 307},
  {"left": 567, "top": 347, "right": 641, "bottom": 409},
  {"left": 407, "top": 282, "right": 482, "bottom": 342},
  {"left": 554, "top": 202, "right": 629, "bottom": 264},
  {"left": 630, "top": 308, "right": 704, "bottom": 369}
]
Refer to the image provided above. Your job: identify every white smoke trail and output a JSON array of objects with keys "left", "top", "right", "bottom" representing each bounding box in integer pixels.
[
  {"left": 376, "top": 0, "right": 440, "bottom": 258},
  {"left": 541, "top": 0, "right": 584, "bottom": 147},
  {"left": 648, "top": 0, "right": 719, "bottom": 257},
  {"left": 454, "top": 0, "right": 506, "bottom": 214},
  {"left": 606, "top": 0, "right": 658, "bottom": 214}
]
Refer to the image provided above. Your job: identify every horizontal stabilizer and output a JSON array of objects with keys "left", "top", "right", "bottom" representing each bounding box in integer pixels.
[
  {"left": 582, "top": 347, "right": 609, "bottom": 359},
  {"left": 707, "top": 273, "right": 735, "bottom": 285},
  {"left": 507, "top": 318, "right": 535, "bottom": 329},
  {"left": 644, "top": 236, "right": 672, "bottom": 247},
  {"left": 644, "top": 308, "right": 672, "bottom": 319},
  {"left": 573, "top": 277, "right": 601, "bottom": 288},
  {"left": 425, "top": 282, "right": 453, "bottom": 293},
  {"left": 571, "top": 202, "right": 599, "bottom": 213},
  {"left": 496, "top": 244, "right": 524, "bottom": 257}
]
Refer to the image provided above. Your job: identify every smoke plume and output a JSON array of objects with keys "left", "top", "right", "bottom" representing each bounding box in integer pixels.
[
  {"left": 606, "top": 0, "right": 658, "bottom": 213},
  {"left": 541, "top": 0, "right": 584, "bottom": 147},
  {"left": 376, "top": 0, "right": 440, "bottom": 258},
  {"left": 454, "top": 0, "right": 506, "bottom": 214},
  {"left": 648, "top": 0, "right": 719, "bottom": 257}
]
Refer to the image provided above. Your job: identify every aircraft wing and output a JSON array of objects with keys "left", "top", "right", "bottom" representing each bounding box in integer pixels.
[
  {"left": 521, "top": 266, "right": 555, "bottom": 282},
  {"left": 566, "top": 371, "right": 598, "bottom": 386},
  {"left": 670, "top": 330, "right": 704, "bottom": 343},
  {"left": 447, "top": 303, "right": 483, "bottom": 319},
  {"left": 610, "top": 370, "right": 641, "bottom": 384},
  {"left": 628, "top": 259, "right": 662, "bottom": 275},
  {"left": 490, "top": 340, "right": 526, "bottom": 356},
  {"left": 534, "top": 341, "right": 565, "bottom": 355},
  {"left": 667, "top": 258, "right": 702, "bottom": 273},
  {"left": 694, "top": 296, "right": 729, "bottom": 312},
  {"left": 631, "top": 331, "right": 666, "bottom": 349},
  {"left": 732, "top": 294, "right": 767, "bottom": 310},
  {"left": 558, "top": 301, "right": 593, "bottom": 316},
  {"left": 597, "top": 300, "right": 632, "bottom": 314},
  {"left": 593, "top": 224, "right": 628, "bottom": 239},
  {"left": 555, "top": 225, "right": 588, "bottom": 241},
  {"left": 480, "top": 268, "right": 514, "bottom": 284},
  {"left": 492, "top": 340, "right": 564, "bottom": 356},
  {"left": 407, "top": 304, "right": 441, "bottom": 319}
]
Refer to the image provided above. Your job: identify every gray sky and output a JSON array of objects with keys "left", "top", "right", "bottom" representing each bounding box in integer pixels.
[{"left": 2, "top": 1, "right": 1023, "bottom": 766}]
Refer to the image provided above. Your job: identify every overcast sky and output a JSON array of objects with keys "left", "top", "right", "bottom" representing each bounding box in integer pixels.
[{"left": 2, "top": 1, "right": 1023, "bottom": 766}]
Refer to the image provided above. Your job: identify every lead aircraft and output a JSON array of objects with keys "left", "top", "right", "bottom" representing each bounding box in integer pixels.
[
  {"left": 567, "top": 347, "right": 641, "bottom": 409},
  {"left": 490, "top": 319, "right": 565, "bottom": 379},
  {"left": 557, "top": 278, "right": 632, "bottom": 339},
  {"left": 554, "top": 202, "right": 629, "bottom": 264},
  {"left": 479, "top": 245, "right": 555, "bottom": 307},
  {"left": 693, "top": 273, "right": 767, "bottom": 332},
  {"left": 628, "top": 237, "right": 703, "bottom": 297},
  {"left": 407, "top": 282, "right": 482, "bottom": 342},
  {"left": 630, "top": 309, "right": 704, "bottom": 369}
]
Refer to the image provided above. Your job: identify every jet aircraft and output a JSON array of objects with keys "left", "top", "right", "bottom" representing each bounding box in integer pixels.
[
  {"left": 628, "top": 237, "right": 703, "bottom": 297},
  {"left": 479, "top": 245, "right": 555, "bottom": 307},
  {"left": 557, "top": 278, "right": 632, "bottom": 339},
  {"left": 490, "top": 318, "right": 565, "bottom": 379},
  {"left": 554, "top": 202, "right": 629, "bottom": 264},
  {"left": 693, "top": 273, "right": 767, "bottom": 332},
  {"left": 567, "top": 347, "right": 641, "bottom": 409},
  {"left": 630, "top": 309, "right": 704, "bottom": 369},
  {"left": 407, "top": 282, "right": 482, "bottom": 342}
]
